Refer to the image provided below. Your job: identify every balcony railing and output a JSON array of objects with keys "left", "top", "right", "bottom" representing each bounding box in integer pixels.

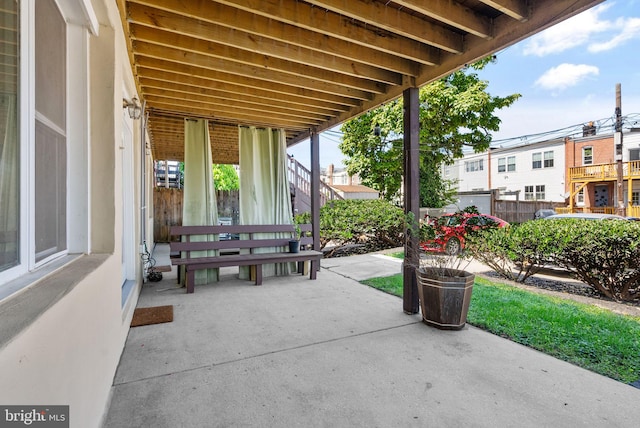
[
  {"left": 556, "top": 205, "right": 640, "bottom": 217},
  {"left": 569, "top": 160, "right": 640, "bottom": 181}
]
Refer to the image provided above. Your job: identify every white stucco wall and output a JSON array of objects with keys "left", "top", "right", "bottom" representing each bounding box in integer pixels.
[{"left": 0, "top": 256, "right": 133, "bottom": 427}]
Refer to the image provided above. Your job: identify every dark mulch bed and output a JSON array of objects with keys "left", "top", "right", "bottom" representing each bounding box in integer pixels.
[{"left": 483, "top": 270, "right": 640, "bottom": 308}]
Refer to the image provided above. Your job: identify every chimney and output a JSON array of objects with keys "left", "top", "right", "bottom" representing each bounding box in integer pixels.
[
  {"left": 348, "top": 174, "right": 352, "bottom": 186},
  {"left": 582, "top": 121, "right": 596, "bottom": 137},
  {"left": 327, "top": 163, "right": 334, "bottom": 185}
]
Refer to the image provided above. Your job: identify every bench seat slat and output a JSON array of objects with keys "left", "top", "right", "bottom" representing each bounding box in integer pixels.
[{"left": 171, "top": 250, "right": 322, "bottom": 267}]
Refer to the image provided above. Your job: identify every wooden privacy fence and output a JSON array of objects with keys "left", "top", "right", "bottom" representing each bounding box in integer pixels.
[
  {"left": 493, "top": 199, "right": 565, "bottom": 223},
  {"left": 154, "top": 188, "right": 239, "bottom": 242}
]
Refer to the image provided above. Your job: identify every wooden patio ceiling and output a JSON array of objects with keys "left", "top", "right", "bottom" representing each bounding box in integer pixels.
[{"left": 117, "top": 0, "right": 604, "bottom": 162}]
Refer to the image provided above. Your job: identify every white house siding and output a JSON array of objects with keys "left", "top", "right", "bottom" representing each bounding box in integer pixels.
[
  {"left": 453, "top": 152, "right": 489, "bottom": 192},
  {"left": 490, "top": 139, "right": 566, "bottom": 202},
  {"left": 0, "top": 1, "right": 147, "bottom": 427}
]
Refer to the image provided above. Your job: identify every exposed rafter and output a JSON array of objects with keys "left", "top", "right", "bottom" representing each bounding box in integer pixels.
[{"left": 118, "top": 0, "right": 604, "bottom": 162}]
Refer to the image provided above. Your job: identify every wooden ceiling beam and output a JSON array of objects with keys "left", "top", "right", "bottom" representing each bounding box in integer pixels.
[
  {"left": 303, "top": 0, "right": 464, "bottom": 53},
  {"left": 213, "top": 0, "right": 440, "bottom": 66},
  {"left": 131, "top": 42, "right": 382, "bottom": 100},
  {"left": 130, "top": 31, "right": 391, "bottom": 92},
  {"left": 140, "top": 81, "right": 344, "bottom": 116},
  {"left": 143, "top": 91, "right": 330, "bottom": 122},
  {"left": 127, "top": 1, "right": 417, "bottom": 79},
  {"left": 479, "top": 0, "right": 529, "bottom": 21},
  {"left": 148, "top": 102, "right": 316, "bottom": 128},
  {"left": 393, "top": 0, "right": 493, "bottom": 39},
  {"left": 135, "top": 58, "right": 369, "bottom": 103}
]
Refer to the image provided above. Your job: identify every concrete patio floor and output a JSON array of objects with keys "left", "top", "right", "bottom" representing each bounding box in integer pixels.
[{"left": 104, "top": 245, "right": 638, "bottom": 427}]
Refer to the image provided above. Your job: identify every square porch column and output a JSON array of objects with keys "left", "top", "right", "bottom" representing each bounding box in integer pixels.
[{"left": 403, "top": 87, "right": 420, "bottom": 314}]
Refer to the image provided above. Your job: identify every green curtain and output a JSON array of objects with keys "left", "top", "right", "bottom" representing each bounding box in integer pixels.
[
  {"left": 239, "top": 126, "right": 294, "bottom": 279},
  {"left": 182, "top": 119, "right": 218, "bottom": 285}
]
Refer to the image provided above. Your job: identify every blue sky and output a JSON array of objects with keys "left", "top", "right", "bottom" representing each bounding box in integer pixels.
[{"left": 288, "top": 1, "right": 640, "bottom": 169}]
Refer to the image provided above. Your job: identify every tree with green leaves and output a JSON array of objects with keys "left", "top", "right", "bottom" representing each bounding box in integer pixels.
[
  {"left": 339, "top": 58, "right": 520, "bottom": 207},
  {"left": 212, "top": 164, "right": 239, "bottom": 190}
]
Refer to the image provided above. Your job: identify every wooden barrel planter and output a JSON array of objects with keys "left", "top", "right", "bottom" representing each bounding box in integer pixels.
[{"left": 417, "top": 267, "right": 475, "bottom": 330}]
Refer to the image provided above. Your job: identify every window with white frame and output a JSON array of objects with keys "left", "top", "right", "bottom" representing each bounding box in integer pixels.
[
  {"left": 524, "top": 185, "right": 534, "bottom": 200},
  {"left": 1, "top": 0, "right": 93, "bottom": 288},
  {"left": 532, "top": 152, "right": 542, "bottom": 169},
  {"left": 35, "top": 0, "right": 67, "bottom": 263},
  {"left": 544, "top": 151, "right": 554, "bottom": 168},
  {"left": 497, "top": 157, "right": 506, "bottom": 173},
  {"left": 630, "top": 149, "right": 640, "bottom": 161},
  {"left": 465, "top": 159, "right": 483, "bottom": 172},
  {"left": 583, "top": 146, "right": 593, "bottom": 165},
  {"left": 576, "top": 188, "right": 585, "bottom": 205},
  {"left": 507, "top": 156, "right": 516, "bottom": 172},
  {"left": 525, "top": 185, "right": 545, "bottom": 200}
]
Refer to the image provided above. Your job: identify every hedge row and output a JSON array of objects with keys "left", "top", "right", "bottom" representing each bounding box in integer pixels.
[
  {"left": 465, "top": 219, "right": 640, "bottom": 302},
  {"left": 295, "top": 199, "right": 404, "bottom": 256}
]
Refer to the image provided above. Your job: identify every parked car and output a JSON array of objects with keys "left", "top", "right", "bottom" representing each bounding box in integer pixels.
[
  {"left": 534, "top": 208, "right": 556, "bottom": 219},
  {"left": 544, "top": 213, "right": 628, "bottom": 220},
  {"left": 420, "top": 213, "right": 509, "bottom": 255}
]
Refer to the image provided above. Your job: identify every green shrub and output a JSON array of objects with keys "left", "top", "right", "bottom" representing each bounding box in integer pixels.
[
  {"left": 549, "top": 219, "right": 640, "bottom": 301},
  {"left": 316, "top": 199, "right": 404, "bottom": 255},
  {"left": 467, "top": 218, "right": 640, "bottom": 302}
]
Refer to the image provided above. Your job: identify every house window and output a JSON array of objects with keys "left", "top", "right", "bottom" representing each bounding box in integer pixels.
[
  {"left": 0, "top": 0, "right": 19, "bottom": 273},
  {"left": 630, "top": 149, "right": 640, "bottom": 161},
  {"left": 507, "top": 156, "right": 516, "bottom": 172},
  {"left": 35, "top": 0, "right": 67, "bottom": 264},
  {"left": 524, "top": 185, "right": 534, "bottom": 200},
  {"left": 1, "top": 0, "right": 93, "bottom": 290},
  {"left": 576, "top": 188, "right": 585, "bottom": 205},
  {"left": 544, "top": 151, "right": 554, "bottom": 168},
  {"left": 497, "top": 158, "right": 506, "bottom": 173},
  {"left": 632, "top": 191, "right": 639, "bottom": 205},
  {"left": 465, "top": 159, "right": 483, "bottom": 172},
  {"left": 583, "top": 147, "right": 593, "bottom": 165},
  {"left": 525, "top": 185, "right": 545, "bottom": 200},
  {"left": 532, "top": 153, "right": 542, "bottom": 169}
]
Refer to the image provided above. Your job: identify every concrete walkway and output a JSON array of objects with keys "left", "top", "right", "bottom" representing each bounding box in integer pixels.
[{"left": 104, "top": 245, "right": 638, "bottom": 427}]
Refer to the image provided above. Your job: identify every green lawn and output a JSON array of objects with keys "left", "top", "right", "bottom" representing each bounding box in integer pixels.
[{"left": 361, "top": 273, "right": 640, "bottom": 384}]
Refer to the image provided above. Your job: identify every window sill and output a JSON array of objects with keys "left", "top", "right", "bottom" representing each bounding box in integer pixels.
[{"left": 0, "top": 254, "right": 109, "bottom": 350}]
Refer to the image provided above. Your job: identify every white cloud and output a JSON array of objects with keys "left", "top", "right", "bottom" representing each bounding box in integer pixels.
[
  {"left": 522, "top": 2, "right": 640, "bottom": 57},
  {"left": 523, "top": 3, "right": 613, "bottom": 56},
  {"left": 534, "top": 63, "right": 599, "bottom": 91},
  {"left": 588, "top": 16, "right": 640, "bottom": 52}
]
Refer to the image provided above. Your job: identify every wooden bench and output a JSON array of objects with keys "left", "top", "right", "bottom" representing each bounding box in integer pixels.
[{"left": 170, "top": 224, "right": 322, "bottom": 293}]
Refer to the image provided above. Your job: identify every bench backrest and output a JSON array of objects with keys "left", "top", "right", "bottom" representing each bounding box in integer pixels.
[{"left": 170, "top": 224, "right": 315, "bottom": 257}]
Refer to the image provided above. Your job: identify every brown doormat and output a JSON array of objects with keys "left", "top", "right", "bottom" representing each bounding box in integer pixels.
[
  {"left": 130, "top": 305, "right": 174, "bottom": 327},
  {"left": 154, "top": 265, "right": 172, "bottom": 272}
]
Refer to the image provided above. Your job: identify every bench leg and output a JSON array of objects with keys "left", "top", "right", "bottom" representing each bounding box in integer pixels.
[
  {"left": 255, "top": 265, "right": 263, "bottom": 285},
  {"left": 186, "top": 269, "right": 195, "bottom": 293},
  {"left": 310, "top": 260, "right": 318, "bottom": 280}
]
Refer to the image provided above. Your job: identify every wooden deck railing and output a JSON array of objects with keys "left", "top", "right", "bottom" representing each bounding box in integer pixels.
[
  {"left": 569, "top": 160, "right": 640, "bottom": 181},
  {"left": 287, "top": 155, "right": 343, "bottom": 206}
]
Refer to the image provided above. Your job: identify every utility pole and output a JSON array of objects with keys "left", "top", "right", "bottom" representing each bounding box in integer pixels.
[{"left": 615, "top": 84, "right": 625, "bottom": 216}]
